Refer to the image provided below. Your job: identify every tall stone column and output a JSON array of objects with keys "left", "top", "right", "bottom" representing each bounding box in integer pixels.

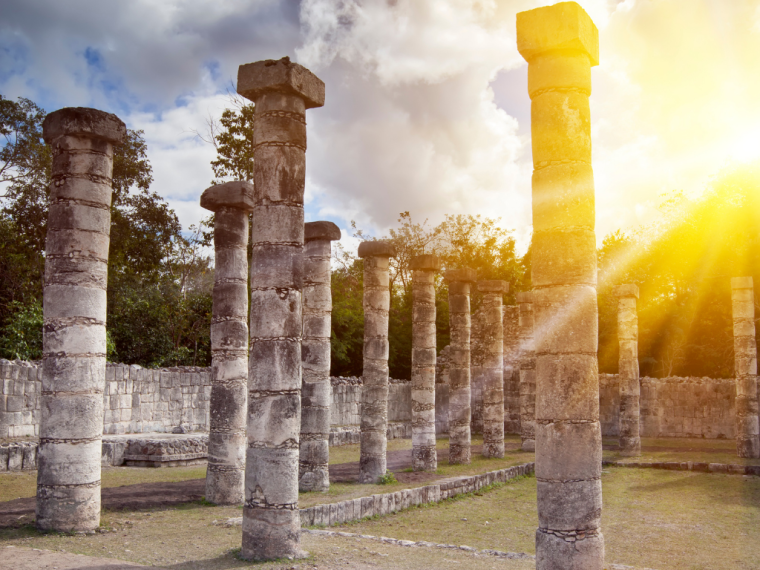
[
  {"left": 517, "top": 292, "right": 536, "bottom": 452},
  {"left": 503, "top": 305, "right": 521, "bottom": 435},
  {"left": 615, "top": 284, "right": 641, "bottom": 457},
  {"left": 410, "top": 254, "right": 440, "bottom": 471},
  {"left": 300, "top": 221, "right": 341, "bottom": 491},
  {"left": 517, "top": 4, "right": 604, "bottom": 569},
  {"left": 37, "top": 108, "right": 126, "bottom": 531},
  {"left": 444, "top": 268, "right": 477, "bottom": 464},
  {"left": 479, "top": 280, "right": 508, "bottom": 458},
  {"left": 237, "top": 57, "right": 324, "bottom": 560},
  {"left": 358, "top": 240, "right": 396, "bottom": 483},
  {"left": 201, "top": 181, "right": 254, "bottom": 505},
  {"left": 731, "top": 277, "right": 759, "bottom": 458}
]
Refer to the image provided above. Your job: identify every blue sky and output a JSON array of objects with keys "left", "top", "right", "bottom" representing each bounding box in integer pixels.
[{"left": 2, "top": 0, "right": 760, "bottom": 256}]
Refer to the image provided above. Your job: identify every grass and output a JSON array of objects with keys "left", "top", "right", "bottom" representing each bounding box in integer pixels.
[
  {"left": 0, "top": 465, "right": 208, "bottom": 503},
  {"left": 603, "top": 436, "right": 760, "bottom": 466},
  {"left": 1, "top": 468, "right": 758, "bottom": 569},
  {"left": 335, "top": 467, "right": 760, "bottom": 570},
  {"left": 300, "top": 435, "right": 535, "bottom": 508}
]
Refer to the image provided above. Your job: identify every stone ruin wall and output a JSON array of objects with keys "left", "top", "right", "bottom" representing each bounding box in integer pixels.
[
  {"left": 0, "top": 359, "right": 412, "bottom": 441},
  {"left": 600, "top": 373, "right": 736, "bottom": 439},
  {"left": 0, "top": 358, "right": 740, "bottom": 443}
]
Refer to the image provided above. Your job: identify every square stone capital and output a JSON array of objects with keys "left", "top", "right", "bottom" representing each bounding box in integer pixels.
[
  {"left": 43, "top": 107, "right": 126, "bottom": 145},
  {"left": 517, "top": 1, "right": 599, "bottom": 66},
  {"left": 305, "top": 221, "right": 341, "bottom": 242},
  {"left": 614, "top": 284, "right": 639, "bottom": 299},
  {"left": 443, "top": 268, "right": 477, "bottom": 284},
  {"left": 478, "top": 280, "right": 509, "bottom": 294},
  {"left": 237, "top": 57, "right": 325, "bottom": 109},
  {"left": 516, "top": 291, "right": 533, "bottom": 304},
  {"left": 358, "top": 240, "right": 396, "bottom": 259},
  {"left": 732, "top": 276, "right": 754, "bottom": 290},
  {"left": 200, "top": 181, "right": 255, "bottom": 213},
  {"left": 410, "top": 254, "right": 441, "bottom": 272}
]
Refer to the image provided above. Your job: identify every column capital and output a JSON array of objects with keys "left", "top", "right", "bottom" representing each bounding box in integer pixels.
[
  {"left": 200, "top": 181, "right": 255, "bottom": 213},
  {"left": 358, "top": 240, "right": 396, "bottom": 259},
  {"left": 516, "top": 1, "right": 599, "bottom": 66},
  {"left": 42, "top": 107, "right": 126, "bottom": 145},
  {"left": 732, "top": 276, "right": 754, "bottom": 290},
  {"left": 516, "top": 291, "right": 533, "bottom": 304},
  {"left": 478, "top": 280, "right": 509, "bottom": 294},
  {"left": 410, "top": 254, "right": 441, "bottom": 272},
  {"left": 614, "top": 284, "right": 639, "bottom": 299},
  {"left": 237, "top": 56, "right": 325, "bottom": 109},
  {"left": 305, "top": 221, "right": 341, "bottom": 242},
  {"left": 444, "top": 267, "right": 477, "bottom": 284}
]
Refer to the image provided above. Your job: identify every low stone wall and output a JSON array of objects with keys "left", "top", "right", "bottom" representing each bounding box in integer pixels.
[
  {"left": 299, "top": 462, "right": 535, "bottom": 527},
  {"left": 329, "top": 376, "right": 411, "bottom": 428},
  {"left": 0, "top": 360, "right": 40, "bottom": 438},
  {"left": 600, "top": 374, "right": 736, "bottom": 439}
]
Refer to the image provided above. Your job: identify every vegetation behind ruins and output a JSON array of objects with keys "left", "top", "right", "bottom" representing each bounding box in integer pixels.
[{"left": 1, "top": 95, "right": 758, "bottom": 379}]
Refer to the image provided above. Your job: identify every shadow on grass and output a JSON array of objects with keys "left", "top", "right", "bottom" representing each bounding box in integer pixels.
[{"left": 619, "top": 467, "right": 760, "bottom": 507}]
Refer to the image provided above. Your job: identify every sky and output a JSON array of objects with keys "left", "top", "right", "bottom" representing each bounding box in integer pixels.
[{"left": 2, "top": 0, "right": 760, "bottom": 255}]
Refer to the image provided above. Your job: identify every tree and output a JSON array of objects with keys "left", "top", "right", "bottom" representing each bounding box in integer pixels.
[{"left": 0, "top": 94, "right": 215, "bottom": 367}]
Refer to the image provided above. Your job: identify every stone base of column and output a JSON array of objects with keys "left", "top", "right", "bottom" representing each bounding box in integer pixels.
[
  {"left": 618, "top": 437, "right": 641, "bottom": 458},
  {"left": 535, "top": 529, "right": 604, "bottom": 570},
  {"left": 36, "top": 484, "right": 101, "bottom": 532},
  {"left": 449, "top": 424, "right": 471, "bottom": 464},
  {"left": 299, "top": 437, "right": 330, "bottom": 492},
  {"left": 412, "top": 445, "right": 437, "bottom": 471},
  {"left": 521, "top": 437, "right": 535, "bottom": 452},
  {"left": 241, "top": 507, "right": 304, "bottom": 561}
]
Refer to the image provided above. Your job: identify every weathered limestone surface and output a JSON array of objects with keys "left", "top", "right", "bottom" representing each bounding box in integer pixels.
[
  {"left": 358, "top": 240, "right": 396, "bottom": 483},
  {"left": 732, "top": 277, "right": 759, "bottom": 458},
  {"left": 435, "top": 345, "right": 451, "bottom": 435},
  {"left": 470, "top": 307, "right": 486, "bottom": 435},
  {"left": 410, "top": 254, "right": 440, "bottom": 471},
  {"left": 37, "top": 107, "right": 126, "bottom": 532},
  {"left": 238, "top": 56, "right": 324, "bottom": 560},
  {"left": 517, "top": 3, "right": 605, "bottom": 568},
  {"left": 300, "top": 221, "right": 341, "bottom": 491},
  {"left": 503, "top": 306, "right": 521, "bottom": 435},
  {"left": 615, "top": 284, "right": 641, "bottom": 457},
  {"left": 444, "top": 268, "right": 477, "bottom": 464},
  {"left": 478, "top": 281, "right": 507, "bottom": 458},
  {"left": 517, "top": 292, "right": 536, "bottom": 452},
  {"left": 201, "top": 181, "right": 255, "bottom": 505}
]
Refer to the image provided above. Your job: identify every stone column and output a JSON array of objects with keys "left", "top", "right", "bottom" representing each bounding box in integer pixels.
[
  {"left": 517, "top": 4, "right": 604, "bottom": 568},
  {"left": 358, "top": 240, "right": 396, "bottom": 483},
  {"left": 517, "top": 292, "right": 536, "bottom": 452},
  {"left": 503, "top": 305, "right": 521, "bottom": 435},
  {"left": 444, "top": 268, "right": 477, "bottom": 465},
  {"left": 37, "top": 108, "right": 126, "bottom": 532},
  {"left": 300, "top": 221, "right": 341, "bottom": 491},
  {"left": 201, "top": 181, "right": 254, "bottom": 505},
  {"left": 237, "top": 57, "right": 324, "bottom": 561},
  {"left": 615, "top": 284, "right": 641, "bottom": 457},
  {"left": 410, "top": 254, "right": 440, "bottom": 471},
  {"left": 479, "top": 280, "right": 508, "bottom": 458},
  {"left": 732, "top": 277, "right": 759, "bottom": 458}
]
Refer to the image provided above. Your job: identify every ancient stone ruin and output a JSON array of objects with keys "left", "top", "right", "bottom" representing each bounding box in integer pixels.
[
  {"left": 517, "top": 2, "right": 605, "bottom": 568},
  {"left": 732, "top": 276, "right": 759, "bottom": 458},
  {"left": 478, "top": 280, "right": 507, "bottom": 458},
  {"left": 300, "top": 221, "right": 341, "bottom": 491},
  {"left": 201, "top": 180, "right": 254, "bottom": 505},
  {"left": 358, "top": 240, "right": 396, "bottom": 483},
  {"left": 237, "top": 56, "right": 325, "bottom": 560},
  {"left": 444, "top": 268, "right": 477, "bottom": 465},
  {"left": 517, "top": 291, "right": 536, "bottom": 452},
  {"left": 37, "top": 107, "right": 126, "bottom": 532},
  {"left": 615, "top": 283, "right": 641, "bottom": 457},
  {"left": 410, "top": 254, "right": 441, "bottom": 471}
]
